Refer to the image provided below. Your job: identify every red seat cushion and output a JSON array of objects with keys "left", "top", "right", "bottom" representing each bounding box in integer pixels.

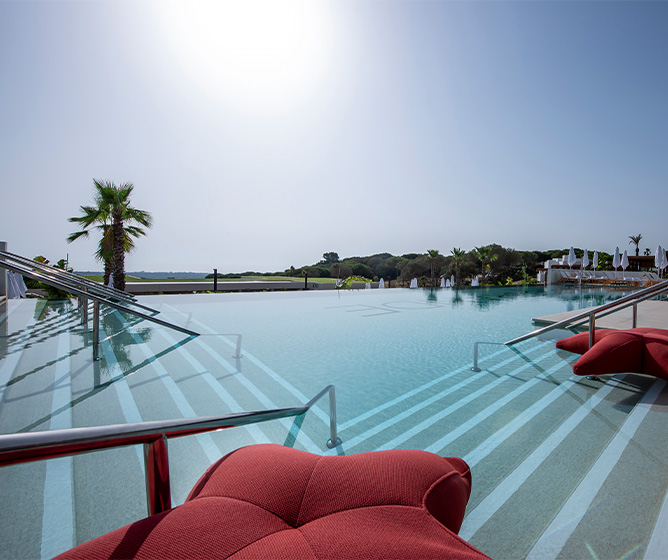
[
  {"left": 555, "top": 329, "right": 615, "bottom": 355},
  {"left": 55, "top": 445, "right": 490, "bottom": 559},
  {"left": 642, "top": 330, "right": 668, "bottom": 380},
  {"left": 572, "top": 331, "right": 644, "bottom": 377},
  {"left": 555, "top": 328, "right": 661, "bottom": 356}
]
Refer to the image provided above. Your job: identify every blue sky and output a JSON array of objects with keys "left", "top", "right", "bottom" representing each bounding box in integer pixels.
[{"left": 1, "top": 0, "right": 666, "bottom": 272}]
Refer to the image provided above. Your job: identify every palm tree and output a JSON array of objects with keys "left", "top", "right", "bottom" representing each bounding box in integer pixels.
[
  {"left": 426, "top": 249, "right": 440, "bottom": 287},
  {"left": 68, "top": 180, "right": 152, "bottom": 291},
  {"left": 629, "top": 233, "right": 642, "bottom": 257},
  {"left": 473, "top": 245, "right": 497, "bottom": 285},
  {"left": 67, "top": 201, "right": 114, "bottom": 285},
  {"left": 101, "top": 181, "right": 152, "bottom": 292},
  {"left": 450, "top": 248, "right": 466, "bottom": 287}
]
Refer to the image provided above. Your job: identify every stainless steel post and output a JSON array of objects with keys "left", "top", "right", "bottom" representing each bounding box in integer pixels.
[
  {"left": 471, "top": 342, "right": 481, "bottom": 372},
  {"left": 144, "top": 435, "right": 171, "bottom": 516},
  {"left": 93, "top": 300, "right": 100, "bottom": 361},
  {"left": 326, "top": 386, "right": 342, "bottom": 448},
  {"left": 234, "top": 334, "right": 242, "bottom": 359},
  {"left": 588, "top": 313, "right": 595, "bottom": 349},
  {"left": 632, "top": 302, "right": 638, "bottom": 328}
]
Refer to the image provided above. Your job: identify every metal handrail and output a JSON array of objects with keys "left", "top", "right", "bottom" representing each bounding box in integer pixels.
[
  {"left": 0, "top": 250, "right": 136, "bottom": 300},
  {"left": 0, "top": 259, "right": 198, "bottom": 338},
  {"left": 0, "top": 385, "right": 341, "bottom": 516},
  {"left": 505, "top": 278, "right": 668, "bottom": 347},
  {"left": 470, "top": 279, "right": 668, "bottom": 372},
  {"left": 0, "top": 251, "right": 156, "bottom": 313}
]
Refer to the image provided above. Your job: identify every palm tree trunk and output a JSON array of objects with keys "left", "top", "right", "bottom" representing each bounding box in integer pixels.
[
  {"left": 103, "top": 258, "right": 112, "bottom": 286},
  {"left": 101, "top": 224, "right": 114, "bottom": 286},
  {"left": 112, "top": 211, "right": 126, "bottom": 291}
]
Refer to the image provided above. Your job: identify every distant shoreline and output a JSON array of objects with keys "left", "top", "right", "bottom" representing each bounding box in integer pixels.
[{"left": 75, "top": 271, "right": 210, "bottom": 279}]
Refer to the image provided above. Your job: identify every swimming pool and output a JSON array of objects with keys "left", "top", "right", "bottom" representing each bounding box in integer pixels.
[{"left": 2, "top": 285, "right": 667, "bottom": 559}]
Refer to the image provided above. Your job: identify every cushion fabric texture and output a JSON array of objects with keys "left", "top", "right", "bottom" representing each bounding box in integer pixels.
[
  {"left": 556, "top": 328, "right": 668, "bottom": 380},
  {"left": 555, "top": 329, "right": 615, "bottom": 355},
  {"left": 55, "top": 444, "right": 490, "bottom": 559}
]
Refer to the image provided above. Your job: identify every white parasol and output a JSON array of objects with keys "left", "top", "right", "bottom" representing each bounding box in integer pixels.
[
  {"left": 621, "top": 250, "right": 630, "bottom": 282},
  {"left": 613, "top": 247, "right": 621, "bottom": 280},
  {"left": 656, "top": 246, "right": 665, "bottom": 279},
  {"left": 580, "top": 249, "right": 589, "bottom": 283}
]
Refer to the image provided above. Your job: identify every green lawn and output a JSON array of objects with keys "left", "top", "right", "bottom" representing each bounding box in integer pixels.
[{"left": 81, "top": 275, "right": 340, "bottom": 284}]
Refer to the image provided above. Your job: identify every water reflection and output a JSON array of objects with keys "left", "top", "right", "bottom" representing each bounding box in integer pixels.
[
  {"left": 96, "top": 308, "right": 153, "bottom": 377},
  {"left": 461, "top": 285, "right": 634, "bottom": 311}
]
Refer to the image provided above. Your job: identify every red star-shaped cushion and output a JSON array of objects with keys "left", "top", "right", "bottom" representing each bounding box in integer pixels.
[{"left": 572, "top": 330, "right": 644, "bottom": 377}]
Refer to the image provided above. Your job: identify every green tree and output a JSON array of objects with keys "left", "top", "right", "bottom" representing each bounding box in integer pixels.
[
  {"left": 70, "top": 180, "right": 152, "bottom": 291},
  {"left": 450, "top": 248, "right": 466, "bottom": 287},
  {"left": 68, "top": 180, "right": 152, "bottom": 289},
  {"left": 321, "top": 252, "right": 340, "bottom": 264},
  {"left": 107, "top": 183, "right": 152, "bottom": 291},
  {"left": 67, "top": 198, "right": 114, "bottom": 286},
  {"left": 473, "top": 245, "right": 498, "bottom": 285},
  {"left": 629, "top": 233, "right": 642, "bottom": 256},
  {"left": 426, "top": 249, "right": 441, "bottom": 287}
]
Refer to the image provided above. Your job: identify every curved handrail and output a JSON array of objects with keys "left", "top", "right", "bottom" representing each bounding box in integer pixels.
[
  {"left": 505, "top": 278, "right": 668, "bottom": 346},
  {"left": 0, "top": 258, "right": 198, "bottom": 337},
  {"left": 0, "top": 251, "right": 157, "bottom": 314},
  {"left": 1, "top": 250, "right": 137, "bottom": 301},
  {"left": 0, "top": 385, "right": 341, "bottom": 515},
  {"left": 470, "top": 279, "right": 668, "bottom": 371}
]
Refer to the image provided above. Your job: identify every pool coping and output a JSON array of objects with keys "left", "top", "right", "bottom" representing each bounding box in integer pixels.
[{"left": 532, "top": 299, "right": 668, "bottom": 330}]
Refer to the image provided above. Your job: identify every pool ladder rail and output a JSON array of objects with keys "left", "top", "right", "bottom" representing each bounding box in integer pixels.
[
  {"left": 0, "top": 250, "right": 199, "bottom": 358},
  {"left": 0, "top": 385, "right": 342, "bottom": 517},
  {"left": 472, "top": 278, "right": 668, "bottom": 372}
]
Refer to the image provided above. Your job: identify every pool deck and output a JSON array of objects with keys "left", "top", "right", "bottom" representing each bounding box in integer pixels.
[{"left": 533, "top": 299, "right": 668, "bottom": 330}]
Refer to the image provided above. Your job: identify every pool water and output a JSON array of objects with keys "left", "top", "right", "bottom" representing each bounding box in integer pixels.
[
  {"left": 2, "top": 285, "right": 667, "bottom": 560},
  {"left": 155, "top": 285, "right": 624, "bottom": 426}
]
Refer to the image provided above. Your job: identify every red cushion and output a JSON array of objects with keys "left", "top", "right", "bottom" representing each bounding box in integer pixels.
[
  {"left": 55, "top": 445, "right": 490, "bottom": 559},
  {"left": 572, "top": 331, "right": 644, "bottom": 377},
  {"left": 642, "top": 330, "right": 668, "bottom": 380},
  {"left": 555, "top": 328, "right": 662, "bottom": 355},
  {"left": 556, "top": 329, "right": 615, "bottom": 355}
]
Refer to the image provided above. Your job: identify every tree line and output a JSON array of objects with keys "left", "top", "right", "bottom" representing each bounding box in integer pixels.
[{"left": 272, "top": 246, "right": 626, "bottom": 287}]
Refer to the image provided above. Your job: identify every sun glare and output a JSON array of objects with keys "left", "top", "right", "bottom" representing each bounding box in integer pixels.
[{"left": 156, "top": 0, "right": 334, "bottom": 115}]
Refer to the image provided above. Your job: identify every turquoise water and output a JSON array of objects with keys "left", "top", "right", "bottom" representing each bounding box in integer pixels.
[
  {"left": 153, "top": 285, "right": 629, "bottom": 424},
  {"left": 5, "top": 284, "right": 665, "bottom": 560},
  {"left": 0, "top": 285, "right": 631, "bottom": 441}
]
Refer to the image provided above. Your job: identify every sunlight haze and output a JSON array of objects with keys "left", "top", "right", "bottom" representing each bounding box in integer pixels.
[{"left": 1, "top": 0, "right": 666, "bottom": 273}]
